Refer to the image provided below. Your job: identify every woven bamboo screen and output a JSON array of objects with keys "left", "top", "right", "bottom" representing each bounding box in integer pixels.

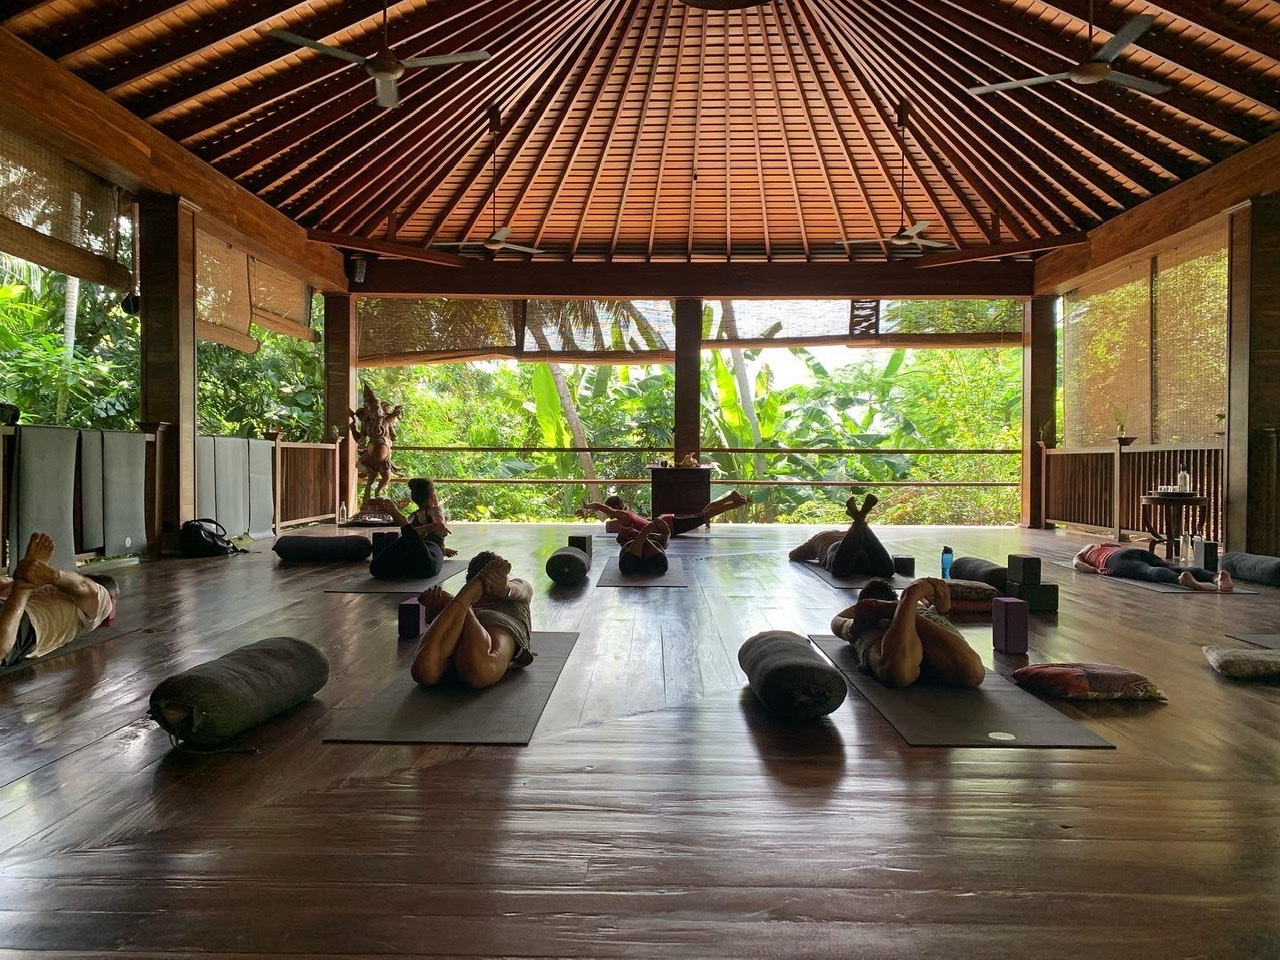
[
  {"left": 195, "top": 230, "right": 251, "bottom": 333},
  {"left": 880, "top": 299, "right": 1022, "bottom": 334},
  {"left": 251, "top": 258, "right": 310, "bottom": 327},
  {"left": 704, "top": 300, "right": 880, "bottom": 340},
  {"left": 524, "top": 299, "right": 676, "bottom": 354},
  {"left": 1151, "top": 223, "right": 1228, "bottom": 442},
  {"left": 357, "top": 297, "right": 516, "bottom": 363}
]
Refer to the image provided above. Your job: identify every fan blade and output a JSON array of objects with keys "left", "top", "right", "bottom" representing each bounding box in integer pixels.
[
  {"left": 401, "top": 50, "right": 491, "bottom": 69},
  {"left": 915, "top": 238, "right": 953, "bottom": 250},
  {"left": 968, "top": 73, "right": 1071, "bottom": 95},
  {"left": 490, "top": 226, "right": 512, "bottom": 243},
  {"left": 900, "top": 220, "right": 931, "bottom": 237},
  {"left": 1104, "top": 71, "right": 1171, "bottom": 95},
  {"left": 375, "top": 77, "right": 400, "bottom": 108},
  {"left": 500, "top": 243, "right": 543, "bottom": 255},
  {"left": 266, "top": 29, "right": 368, "bottom": 65},
  {"left": 1094, "top": 14, "right": 1156, "bottom": 63}
]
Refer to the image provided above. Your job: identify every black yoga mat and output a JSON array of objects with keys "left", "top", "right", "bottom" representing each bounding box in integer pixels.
[
  {"left": 0, "top": 622, "right": 138, "bottom": 679},
  {"left": 1226, "top": 634, "right": 1280, "bottom": 650},
  {"left": 8, "top": 425, "right": 78, "bottom": 574},
  {"left": 1047, "top": 560, "right": 1257, "bottom": 594},
  {"left": 214, "top": 436, "right": 249, "bottom": 539},
  {"left": 596, "top": 556, "right": 688, "bottom": 587},
  {"left": 196, "top": 436, "right": 217, "bottom": 521},
  {"left": 799, "top": 562, "right": 918, "bottom": 591},
  {"left": 247, "top": 438, "right": 274, "bottom": 540},
  {"left": 325, "top": 631, "right": 579, "bottom": 744},
  {"left": 101, "top": 430, "right": 147, "bottom": 556},
  {"left": 323, "top": 558, "right": 467, "bottom": 594},
  {"left": 810, "top": 635, "right": 1113, "bottom": 749},
  {"left": 78, "top": 429, "right": 104, "bottom": 552}
]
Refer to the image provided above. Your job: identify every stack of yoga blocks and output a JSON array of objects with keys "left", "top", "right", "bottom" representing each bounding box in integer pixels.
[{"left": 1004, "top": 554, "right": 1058, "bottom": 613}]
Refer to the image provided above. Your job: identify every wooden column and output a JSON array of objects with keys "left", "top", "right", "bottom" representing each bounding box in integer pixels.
[
  {"left": 138, "top": 194, "right": 197, "bottom": 551},
  {"left": 1021, "top": 296, "right": 1056, "bottom": 528},
  {"left": 673, "top": 297, "right": 702, "bottom": 462},
  {"left": 324, "top": 294, "right": 358, "bottom": 517},
  {"left": 1226, "top": 197, "right": 1280, "bottom": 554}
]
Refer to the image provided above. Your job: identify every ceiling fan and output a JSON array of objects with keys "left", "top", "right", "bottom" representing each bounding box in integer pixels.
[
  {"left": 968, "top": 3, "right": 1169, "bottom": 97},
  {"left": 431, "top": 106, "right": 544, "bottom": 257},
  {"left": 266, "top": 2, "right": 490, "bottom": 109},
  {"left": 842, "top": 101, "right": 952, "bottom": 253}
]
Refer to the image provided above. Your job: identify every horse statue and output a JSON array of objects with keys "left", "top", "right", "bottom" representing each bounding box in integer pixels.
[{"left": 349, "top": 383, "right": 404, "bottom": 506}]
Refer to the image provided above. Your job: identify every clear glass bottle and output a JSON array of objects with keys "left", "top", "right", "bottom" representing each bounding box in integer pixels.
[{"left": 1177, "top": 463, "right": 1191, "bottom": 492}]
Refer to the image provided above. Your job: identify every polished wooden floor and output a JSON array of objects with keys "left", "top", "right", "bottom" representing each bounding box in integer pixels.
[{"left": 2, "top": 522, "right": 1279, "bottom": 959}]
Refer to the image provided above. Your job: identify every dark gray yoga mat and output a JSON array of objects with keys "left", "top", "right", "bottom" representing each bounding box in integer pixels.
[
  {"left": 247, "top": 438, "right": 274, "bottom": 540},
  {"left": 596, "top": 556, "right": 688, "bottom": 587},
  {"left": 810, "top": 635, "right": 1113, "bottom": 749},
  {"left": 1047, "top": 560, "right": 1257, "bottom": 594},
  {"left": 0, "top": 622, "right": 138, "bottom": 679},
  {"left": 8, "top": 425, "right": 78, "bottom": 573},
  {"left": 214, "top": 436, "right": 249, "bottom": 538},
  {"left": 101, "top": 430, "right": 147, "bottom": 556},
  {"left": 323, "top": 558, "right": 467, "bottom": 594},
  {"left": 799, "top": 562, "right": 917, "bottom": 591},
  {"left": 325, "top": 631, "right": 579, "bottom": 744},
  {"left": 78, "top": 429, "right": 104, "bottom": 552},
  {"left": 196, "top": 435, "right": 216, "bottom": 521},
  {"left": 1226, "top": 635, "right": 1280, "bottom": 650}
]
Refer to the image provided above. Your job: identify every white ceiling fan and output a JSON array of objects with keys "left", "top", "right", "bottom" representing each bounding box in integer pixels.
[
  {"left": 432, "top": 106, "right": 544, "bottom": 257},
  {"left": 968, "top": 3, "right": 1169, "bottom": 97},
  {"left": 267, "top": 1, "right": 490, "bottom": 109}
]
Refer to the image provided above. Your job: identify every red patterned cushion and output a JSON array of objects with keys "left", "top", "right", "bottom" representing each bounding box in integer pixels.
[{"left": 1011, "top": 663, "right": 1167, "bottom": 701}]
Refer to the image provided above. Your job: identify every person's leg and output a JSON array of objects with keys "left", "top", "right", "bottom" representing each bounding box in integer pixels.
[
  {"left": 410, "top": 570, "right": 498, "bottom": 686},
  {"left": 826, "top": 496, "right": 894, "bottom": 579},
  {"left": 0, "top": 584, "right": 36, "bottom": 664},
  {"left": 1107, "top": 549, "right": 1181, "bottom": 584},
  {"left": 370, "top": 524, "right": 443, "bottom": 579},
  {"left": 13, "top": 532, "right": 106, "bottom": 619},
  {"left": 866, "top": 578, "right": 981, "bottom": 687},
  {"left": 448, "top": 560, "right": 520, "bottom": 689}
]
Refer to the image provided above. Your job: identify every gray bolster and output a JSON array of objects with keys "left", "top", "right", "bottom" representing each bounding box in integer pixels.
[
  {"left": 738, "top": 630, "right": 848, "bottom": 720},
  {"left": 951, "top": 556, "right": 1008, "bottom": 592},
  {"left": 546, "top": 546, "right": 591, "bottom": 586}
]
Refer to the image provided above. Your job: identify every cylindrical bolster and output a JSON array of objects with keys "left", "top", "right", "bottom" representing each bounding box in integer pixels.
[
  {"left": 273, "top": 535, "right": 373, "bottom": 562},
  {"left": 546, "top": 546, "right": 591, "bottom": 586},
  {"left": 950, "top": 556, "right": 1007, "bottom": 592},
  {"left": 738, "top": 630, "right": 848, "bottom": 720}
]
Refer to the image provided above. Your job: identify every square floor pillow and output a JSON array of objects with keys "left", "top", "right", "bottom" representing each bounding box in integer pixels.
[
  {"left": 1011, "top": 662, "right": 1167, "bottom": 701},
  {"left": 945, "top": 578, "right": 1000, "bottom": 602},
  {"left": 1202, "top": 646, "right": 1280, "bottom": 681}
]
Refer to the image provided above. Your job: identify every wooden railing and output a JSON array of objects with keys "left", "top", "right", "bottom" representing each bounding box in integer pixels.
[{"left": 272, "top": 434, "right": 340, "bottom": 531}]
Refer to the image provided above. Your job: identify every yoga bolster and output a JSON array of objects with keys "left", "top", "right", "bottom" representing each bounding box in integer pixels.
[
  {"left": 950, "top": 556, "right": 1008, "bottom": 593},
  {"left": 273, "top": 534, "right": 373, "bottom": 562},
  {"left": 546, "top": 546, "right": 591, "bottom": 586},
  {"left": 738, "top": 630, "right": 848, "bottom": 720},
  {"left": 1220, "top": 552, "right": 1280, "bottom": 586},
  {"left": 148, "top": 637, "right": 330, "bottom": 746}
]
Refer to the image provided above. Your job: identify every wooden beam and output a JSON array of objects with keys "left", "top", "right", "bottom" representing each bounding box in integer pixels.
[
  {"left": 195, "top": 320, "right": 260, "bottom": 354},
  {"left": 0, "top": 215, "right": 130, "bottom": 289},
  {"left": 0, "top": 27, "right": 346, "bottom": 292},
  {"left": 251, "top": 309, "right": 320, "bottom": 343},
  {"left": 915, "top": 233, "right": 1088, "bottom": 268},
  {"left": 1035, "top": 133, "right": 1280, "bottom": 293},
  {"left": 673, "top": 298, "right": 701, "bottom": 462},
  {"left": 306, "top": 230, "right": 467, "bottom": 268},
  {"left": 324, "top": 294, "right": 358, "bottom": 515},
  {"left": 356, "top": 260, "right": 1035, "bottom": 299},
  {"left": 1022, "top": 296, "right": 1056, "bottom": 529}
]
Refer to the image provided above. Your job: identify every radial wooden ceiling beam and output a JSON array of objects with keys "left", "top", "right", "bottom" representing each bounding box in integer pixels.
[
  {"left": 685, "top": 11, "right": 706, "bottom": 260},
  {"left": 306, "top": 230, "right": 468, "bottom": 268},
  {"left": 649, "top": 1, "right": 692, "bottom": 261},
  {"left": 913, "top": 232, "right": 1088, "bottom": 267},
  {"left": 757, "top": 4, "right": 809, "bottom": 259},
  {"left": 1138, "top": 0, "right": 1280, "bottom": 64},
  {"left": 25, "top": 0, "right": 190, "bottom": 62}
]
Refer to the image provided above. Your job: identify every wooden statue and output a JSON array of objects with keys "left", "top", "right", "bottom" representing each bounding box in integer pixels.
[{"left": 349, "top": 383, "right": 404, "bottom": 505}]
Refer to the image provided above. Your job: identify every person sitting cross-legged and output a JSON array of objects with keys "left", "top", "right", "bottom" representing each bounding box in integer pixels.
[
  {"left": 1072, "top": 542, "right": 1233, "bottom": 592},
  {"left": 410, "top": 552, "right": 534, "bottom": 689},
  {"left": 577, "top": 491, "right": 751, "bottom": 542},
  {"left": 0, "top": 532, "right": 119, "bottom": 668},
  {"left": 366, "top": 477, "right": 457, "bottom": 580},
  {"left": 789, "top": 493, "right": 896, "bottom": 580}
]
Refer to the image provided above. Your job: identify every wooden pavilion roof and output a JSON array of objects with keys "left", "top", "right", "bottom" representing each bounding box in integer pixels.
[{"left": 4, "top": 0, "right": 1279, "bottom": 269}]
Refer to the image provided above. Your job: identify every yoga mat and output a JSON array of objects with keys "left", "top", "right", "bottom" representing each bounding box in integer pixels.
[
  {"left": 8, "top": 425, "right": 78, "bottom": 574},
  {"left": 325, "top": 631, "right": 579, "bottom": 744},
  {"left": 810, "top": 635, "right": 1113, "bottom": 749},
  {"left": 592, "top": 531, "right": 762, "bottom": 541},
  {"left": 596, "top": 556, "right": 688, "bottom": 587},
  {"left": 247, "top": 438, "right": 275, "bottom": 540},
  {"left": 213, "top": 436, "right": 249, "bottom": 538},
  {"left": 0, "top": 622, "right": 138, "bottom": 679},
  {"left": 101, "top": 431, "right": 147, "bottom": 556},
  {"left": 1226, "top": 635, "right": 1280, "bottom": 650},
  {"left": 196, "top": 436, "right": 216, "bottom": 521},
  {"left": 799, "top": 562, "right": 918, "bottom": 591},
  {"left": 78, "top": 429, "right": 104, "bottom": 552},
  {"left": 323, "top": 558, "right": 467, "bottom": 594},
  {"left": 1047, "top": 560, "right": 1257, "bottom": 594}
]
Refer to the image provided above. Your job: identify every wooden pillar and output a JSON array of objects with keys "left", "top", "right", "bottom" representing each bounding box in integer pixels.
[
  {"left": 324, "top": 293, "right": 358, "bottom": 517},
  {"left": 1226, "top": 197, "right": 1280, "bottom": 554},
  {"left": 1021, "top": 296, "right": 1056, "bottom": 528},
  {"left": 673, "top": 297, "right": 702, "bottom": 462},
  {"left": 138, "top": 194, "right": 198, "bottom": 551}
]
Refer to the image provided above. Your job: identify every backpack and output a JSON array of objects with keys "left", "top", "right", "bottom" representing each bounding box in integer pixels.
[{"left": 179, "top": 518, "right": 246, "bottom": 558}]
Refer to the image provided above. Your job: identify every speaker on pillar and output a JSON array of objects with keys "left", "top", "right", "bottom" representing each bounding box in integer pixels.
[{"left": 346, "top": 253, "right": 373, "bottom": 284}]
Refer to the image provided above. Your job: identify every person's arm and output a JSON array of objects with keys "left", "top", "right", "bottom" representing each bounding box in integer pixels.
[
  {"left": 1072, "top": 547, "right": 1098, "bottom": 573},
  {"left": 577, "top": 501, "right": 622, "bottom": 521}
]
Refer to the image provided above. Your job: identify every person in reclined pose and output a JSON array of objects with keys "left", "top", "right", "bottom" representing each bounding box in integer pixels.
[
  {"left": 577, "top": 490, "right": 751, "bottom": 541},
  {"left": 1072, "top": 542, "right": 1233, "bottom": 592},
  {"left": 829, "top": 576, "right": 984, "bottom": 688},
  {"left": 789, "top": 493, "right": 895, "bottom": 579},
  {"left": 0, "top": 532, "right": 118, "bottom": 668},
  {"left": 617, "top": 517, "right": 672, "bottom": 576},
  {"left": 411, "top": 551, "right": 534, "bottom": 689}
]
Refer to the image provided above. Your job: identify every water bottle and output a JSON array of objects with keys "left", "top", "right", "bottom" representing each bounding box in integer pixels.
[
  {"left": 338, "top": 501, "right": 347, "bottom": 524},
  {"left": 941, "top": 545, "right": 954, "bottom": 579}
]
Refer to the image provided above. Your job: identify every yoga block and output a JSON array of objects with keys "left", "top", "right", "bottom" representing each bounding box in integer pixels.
[
  {"left": 567, "top": 535, "right": 593, "bottom": 559},
  {"left": 1193, "top": 540, "right": 1219, "bottom": 572},
  {"left": 398, "top": 597, "right": 427, "bottom": 640},
  {"left": 992, "top": 597, "right": 1029, "bottom": 654},
  {"left": 1007, "top": 580, "right": 1058, "bottom": 613},
  {"left": 892, "top": 555, "right": 915, "bottom": 577},
  {"left": 371, "top": 531, "right": 399, "bottom": 556},
  {"left": 1006, "top": 554, "right": 1041, "bottom": 586}
]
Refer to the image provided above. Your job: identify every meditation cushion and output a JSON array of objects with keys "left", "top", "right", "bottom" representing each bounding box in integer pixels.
[
  {"left": 1219, "top": 552, "right": 1280, "bottom": 586},
  {"left": 1202, "top": 646, "right": 1280, "bottom": 681},
  {"left": 738, "top": 630, "right": 848, "bottom": 720},
  {"left": 273, "top": 534, "right": 372, "bottom": 562},
  {"left": 546, "top": 546, "right": 591, "bottom": 586},
  {"left": 949, "top": 557, "right": 1008, "bottom": 593},
  {"left": 148, "top": 637, "right": 330, "bottom": 746},
  {"left": 1011, "top": 662, "right": 1166, "bottom": 701},
  {"left": 941, "top": 578, "right": 1000, "bottom": 617}
]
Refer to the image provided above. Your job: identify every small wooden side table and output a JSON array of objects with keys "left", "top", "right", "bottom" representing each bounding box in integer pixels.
[
  {"left": 1140, "top": 493, "right": 1208, "bottom": 560},
  {"left": 649, "top": 466, "right": 711, "bottom": 516}
]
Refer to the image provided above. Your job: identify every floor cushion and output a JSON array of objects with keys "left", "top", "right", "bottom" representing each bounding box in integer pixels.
[
  {"left": 273, "top": 535, "right": 372, "bottom": 562},
  {"left": 1011, "top": 662, "right": 1167, "bottom": 701},
  {"left": 1219, "top": 552, "right": 1280, "bottom": 586},
  {"left": 944, "top": 579, "right": 1001, "bottom": 602},
  {"left": 1202, "top": 646, "right": 1280, "bottom": 681},
  {"left": 739, "top": 630, "right": 847, "bottom": 720}
]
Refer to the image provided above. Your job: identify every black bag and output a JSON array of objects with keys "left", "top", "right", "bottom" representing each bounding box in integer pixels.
[{"left": 179, "top": 518, "right": 246, "bottom": 558}]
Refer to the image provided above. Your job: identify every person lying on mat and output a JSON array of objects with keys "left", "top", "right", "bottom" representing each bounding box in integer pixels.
[
  {"left": 365, "top": 478, "right": 456, "bottom": 580},
  {"left": 618, "top": 517, "right": 671, "bottom": 576},
  {"left": 0, "top": 532, "right": 119, "bottom": 668},
  {"left": 828, "top": 576, "right": 984, "bottom": 689},
  {"left": 788, "top": 493, "right": 896, "bottom": 580},
  {"left": 411, "top": 551, "right": 534, "bottom": 689},
  {"left": 1072, "top": 542, "right": 1233, "bottom": 592},
  {"left": 577, "top": 491, "right": 751, "bottom": 541}
]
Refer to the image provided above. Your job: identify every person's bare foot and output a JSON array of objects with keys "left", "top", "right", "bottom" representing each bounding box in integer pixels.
[
  {"left": 1215, "top": 570, "right": 1234, "bottom": 593},
  {"left": 845, "top": 495, "right": 861, "bottom": 520},
  {"left": 725, "top": 491, "right": 752, "bottom": 509},
  {"left": 1177, "top": 571, "right": 1216, "bottom": 592},
  {"left": 13, "top": 533, "right": 58, "bottom": 586},
  {"left": 418, "top": 585, "right": 454, "bottom": 618}
]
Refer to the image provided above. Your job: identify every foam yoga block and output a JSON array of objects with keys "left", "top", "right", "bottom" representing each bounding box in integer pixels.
[
  {"left": 1007, "top": 554, "right": 1042, "bottom": 586},
  {"left": 1220, "top": 552, "right": 1280, "bottom": 586},
  {"left": 567, "top": 535, "right": 593, "bottom": 559},
  {"left": 1008, "top": 581, "right": 1058, "bottom": 613},
  {"left": 738, "top": 630, "right": 848, "bottom": 720},
  {"left": 273, "top": 535, "right": 373, "bottom": 562},
  {"left": 993, "top": 597, "right": 1029, "bottom": 653},
  {"left": 148, "top": 637, "right": 330, "bottom": 746},
  {"left": 399, "top": 597, "right": 427, "bottom": 639},
  {"left": 546, "top": 546, "right": 591, "bottom": 586},
  {"left": 950, "top": 557, "right": 1008, "bottom": 593}
]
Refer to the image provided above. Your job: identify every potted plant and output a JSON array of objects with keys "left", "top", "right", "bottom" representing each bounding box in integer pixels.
[{"left": 1113, "top": 406, "right": 1136, "bottom": 446}]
